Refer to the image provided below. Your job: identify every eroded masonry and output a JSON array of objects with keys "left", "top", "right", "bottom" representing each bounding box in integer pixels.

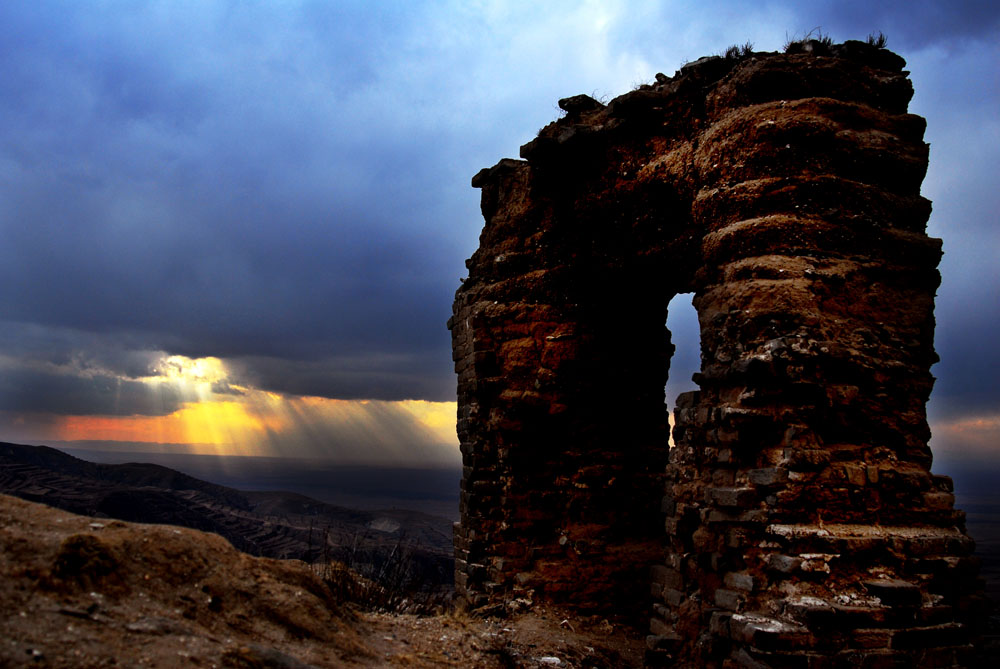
[{"left": 449, "top": 41, "right": 988, "bottom": 665}]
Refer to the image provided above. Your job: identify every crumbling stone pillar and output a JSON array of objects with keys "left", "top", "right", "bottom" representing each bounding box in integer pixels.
[{"left": 450, "top": 40, "right": 988, "bottom": 665}]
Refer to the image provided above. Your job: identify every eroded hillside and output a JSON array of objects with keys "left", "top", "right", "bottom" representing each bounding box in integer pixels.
[{"left": 0, "top": 494, "right": 646, "bottom": 668}]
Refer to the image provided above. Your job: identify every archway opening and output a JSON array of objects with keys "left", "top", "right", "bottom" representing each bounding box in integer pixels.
[{"left": 665, "top": 293, "right": 700, "bottom": 447}]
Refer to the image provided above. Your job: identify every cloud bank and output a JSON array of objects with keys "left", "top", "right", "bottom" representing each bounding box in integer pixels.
[{"left": 0, "top": 1, "right": 996, "bottom": 466}]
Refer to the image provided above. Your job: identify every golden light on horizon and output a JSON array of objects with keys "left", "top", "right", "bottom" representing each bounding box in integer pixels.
[
  {"left": 932, "top": 413, "right": 1000, "bottom": 456},
  {"left": 398, "top": 399, "right": 458, "bottom": 444},
  {"left": 33, "top": 353, "right": 460, "bottom": 463},
  {"left": 56, "top": 400, "right": 287, "bottom": 450}
]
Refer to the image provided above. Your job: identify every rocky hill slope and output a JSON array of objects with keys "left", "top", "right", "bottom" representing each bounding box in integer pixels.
[
  {"left": 0, "top": 492, "right": 369, "bottom": 667},
  {"left": 0, "top": 493, "right": 647, "bottom": 667},
  {"left": 0, "top": 442, "right": 453, "bottom": 593}
]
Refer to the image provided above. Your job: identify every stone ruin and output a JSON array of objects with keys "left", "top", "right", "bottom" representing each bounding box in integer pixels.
[{"left": 449, "top": 41, "right": 989, "bottom": 665}]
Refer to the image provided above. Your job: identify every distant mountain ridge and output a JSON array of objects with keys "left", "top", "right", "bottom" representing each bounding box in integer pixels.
[
  {"left": 0, "top": 442, "right": 453, "bottom": 588},
  {"left": 1, "top": 442, "right": 251, "bottom": 510}
]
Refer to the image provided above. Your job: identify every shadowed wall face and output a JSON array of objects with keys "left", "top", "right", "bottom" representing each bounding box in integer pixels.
[{"left": 451, "top": 41, "right": 988, "bottom": 665}]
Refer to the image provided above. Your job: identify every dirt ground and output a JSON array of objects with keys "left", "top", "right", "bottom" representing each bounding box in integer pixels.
[
  {"left": 0, "top": 494, "right": 644, "bottom": 668},
  {"left": 363, "top": 607, "right": 645, "bottom": 668}
]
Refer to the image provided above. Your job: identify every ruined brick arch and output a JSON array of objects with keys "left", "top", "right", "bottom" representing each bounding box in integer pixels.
[{"left": 450, "top": 41, "right": 987, "bottom": 665}]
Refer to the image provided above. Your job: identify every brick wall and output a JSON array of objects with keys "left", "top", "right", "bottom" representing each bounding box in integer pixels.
[{"left": 451, "top": 40, "right": 988, "bottom": 665}]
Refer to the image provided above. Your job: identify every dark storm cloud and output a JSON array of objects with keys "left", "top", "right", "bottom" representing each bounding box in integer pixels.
[
  {"left": 929, "top": 301, "right": 1000, "bottom": 422},
  {"left": 0, "top": 366, "right": 180, "bottom": 417},
  {"left": 0, "top": 1, "right": 996, "bottom": 427},
  {"left": 226, "top": 353, "right": 454, "bottom": 403},
  {"left": 907, "top": 43, "right": 1000, "bottom": 425},
  {"left": 0, "top": 323, "right": 164, "bottom": 380},
  {"left": 0, "top": 1, "right": 471, "bottom": 405},
  {"left": 0, "top": 324, "right": 179, "bottom": 420}
]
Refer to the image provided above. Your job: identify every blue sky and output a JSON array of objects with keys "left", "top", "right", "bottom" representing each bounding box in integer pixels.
[{"left": 0, "top": 1, "right": 996, "bottom": 469}]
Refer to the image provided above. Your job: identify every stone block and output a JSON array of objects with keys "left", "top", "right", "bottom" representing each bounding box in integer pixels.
[
  {"left": 651, "top": 565, "right": 683, "bottom": 590},
  {"left": 664, "top": 588, "right": 684, "bottom": 607},
  {"left": 660, "top": 494, "right": 676, "bottom": 514},
  {"left": 707, "top": 508, "right": 768, "bottom": 524},
  {"left": 653, "top": 602, "right": 673, "bottom": 620},
  {"left": 712, "top": 469, "right": 737, "bottom": 486},
  {"left": 749, "top": 467, "right": 788, "bottom": 487},
  {"left": 890, "top": 623, "right": 968, "bottom": 650},
  {"left": 713, "top": 428, "right": 741, "bottom": 445},
  {"left": 708, "top": 611, "right": 732, "bottom": 638},
  {"left": 787, "top": 598, "right": 892, "bottom": 631},
  {"left": 832, "top": 605, "right": 892, "bottom": 630},
  {"left": 649, "top": 616, "right": 674, "bottom": 638},
  {"left": 558, "top": 94, "right": 605, "bottom": 115},
  {"left": 785, "top": 449, "right": 831, "bottom": 471},
  {"left": 843, "top": 464, "right": 866, "bottom": 486},
  {"left": 850, "top": 629, "right": 891, "bottom": 650},
  {"left": 891, "top": 531, "right": 974, "bottom": 557},
  {"left": 730, "top": 614, "right": 813, "bottom": 651},
  {"left": 483, "top": 581, "right": 503, "bottom": 595},
  {"left": 715, "top": 588, "right": 746, "bottom": 611},
  {"left": 931, "top": 474, "right": 954, "bottom": 492},
  {"left": 730, "top": 647, "right": 771, "bottom": 669},
  {"left": 922, "top": 491, "right": 955, "bottom": 511},
  {"left": 916, "top": 605, "right": 955, "bottom": 625},
  {"left": 781, "top": 426, "right": 821, "bottom": 450},
  {"left": 862, "top": 579, "right": 922, "bottom": 607},
  {"left": 799, "top": 553, "right": 837, "bottom": 574},
  {"left": 514, "top": 571, "right": 533, "bottom": 585},
  {"left": 766, "top": 554, "right": 803, "bottom": 574},
  {"left": 725, "top": 571, "right": 756, "bottom": 592},
  {"left": 726, "top": 528, "right": 751, "bottom": 548}
]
